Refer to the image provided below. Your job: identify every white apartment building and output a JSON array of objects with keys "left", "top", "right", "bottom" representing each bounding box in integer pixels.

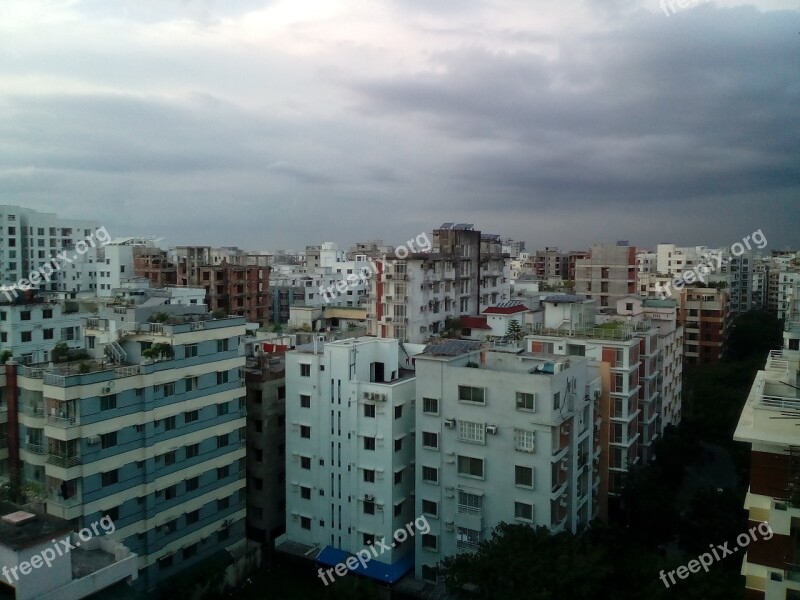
[
  {"left": 777, "top": 271, "right": 800, "bottom": 320},
  {"left": 413, "top": 341, "right": 600, "bottom": 583},
  {"left": 0, "top": 300, "right": 86, "bottom": 364},
  {"left": 366, "top": 225, "right": 510, "bottom": 344},
  {"left": 280, "top": 337, "right": 425, "bottom": 583},
  {"left": 0, "top": 205, "right": 98, "bottom": 290}
]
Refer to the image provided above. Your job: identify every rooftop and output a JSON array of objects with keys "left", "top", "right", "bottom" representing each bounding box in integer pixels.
[
  {"left": 0, "top": 503, "right": 72, "bottom": 551},
  {"left": 543, "top": 294, "right": 584, "bottom": 304}
]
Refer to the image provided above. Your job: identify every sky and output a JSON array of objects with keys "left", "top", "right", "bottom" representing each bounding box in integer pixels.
[{"left": 1, "top": 0, "right": 798, "bottom": 253}]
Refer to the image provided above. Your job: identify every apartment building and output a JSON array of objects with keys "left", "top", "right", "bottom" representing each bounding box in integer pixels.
[
  {"left": 677, "top": 286, "right": 729, "bottom": 364},
  {"left": 0, "top": 298, "right": 86, "bottom": 365},
  {"left": 175, "top": 246, "right": 270, "bottom": 326},
  {"left": 0, "top": 205, "right": 98, "bottom": 290},
  {"left": 133, "top": 246, "right": 177, "bottom": 288},
  {"left": 279, "top": 337, "right": 424, "bottom": 583},
  {"left": 533, "top": 247, "right": 565, "bottom": 281},
  {"left": 526, "top": 294, "right": 662, "bottom": 500},
  {"left": 733, "top": 314, "right": 800, "bottom": 600},
  {"left": 777, "top": 272, "right": 800, "bottom": 321},
  {"left": 566, "top": 250, "right": 589, "bottom": 282},
  {"left": 5, "top": 307, "right": 248, "bottom": 591},
  {"left": 573, "top": 243, "right": 638, "bottom": 311},
  {"left": 413, "top": 340, "right": 600, "bottom": 583},
  {"left": 366, "top": 225, "right": 510, "bottom": 344},
  {"left": 0, "top": 502, "right": 138, "bottom": 600},
  {"left": 243, "top": 340, "right": 287, "bottom": 544}
]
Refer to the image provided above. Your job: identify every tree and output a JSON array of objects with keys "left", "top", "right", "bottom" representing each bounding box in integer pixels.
[
  {"left": 0, "top": 350, "right": 11, "bottom": 363},
  {"left": 52, "top": 341, "right": 70, "bottom": 363},
  {"left": 505, "top": 319, "right": 522, "bottom": 341}
]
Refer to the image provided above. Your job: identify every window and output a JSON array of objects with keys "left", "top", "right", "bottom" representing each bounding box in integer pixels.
[
  {"left": 217, "top": 338, "right": 229, "bottom": 352},
  {"left": 100, "top": 395, "right": 117, "bottom": 411},
  {"left": 394, "top": 437, "right": 403, "bottom": 452},
  {"left": 300, "top": 425, "right": 311, "bottom": 438},
  {"left": 216, "top": 434, "right": 229, "bottom": 448},
  {"left": 422, "top": 431, "right": 438, "bottom": 450},
  {"left": 186, "top": 476, "right": 199, "bottom": 492},
  {"left": 20, "top": 311, "right": 30, "bottom": 321},
  {"left": 21, "top": 331, "right": 31, "bottom": 343},
  {"left": 553, "top": 392, "right": 561, "bottom": 410},
  {"left": 100, "top": 432, "right": 117, "bottom": 449},
  {"left": 422, "top": 499, "right": 438, "bottom": 517},
  {"left": 456, "top": 527, "right": 480, "bottom": 548},
  {"left": 217, "top": 402, "right": 229, "bottom": 416},
  {"left": 301, "top": 486, "right": 311, "bottom": 499},
  {"left": 363, "top": 500, "right": 375, "bottom": 515},
  {"left": 458, "top": 490, "right": 482, "bottom": 515},
  {"left": 457, "top": 420, "right": 485, "bottom": 444},
  {"left": 513, "top": 429, "right": 535, "bottom": 453},
  {"left": 185, "top": 410, "right": 199, "bottom": 423},
  {"left": 363, "top": 436, "right": 376, "bottom": 451},
  {"left": 300, "top": 456, "right": 311, "bottom": 469},
  {"left": 394, "top": 501, "right": 404, "bottom": 517},
  {"left": 185, "top": 344, "right": 198, "bottom": 358},
  {"left": 300, "top": 364, "right": 311, "bottom": 377},
  {"left": 362, "top": 533, "right": 374, "bottom": 546},
  {"left": 217, "top": 466, "right": 229, "bottom": 479},
  {"left": 515, "top": 465, "right": 533, "bottom": 488},
  {"left": 514, "top": 502, "right": 533, "bottom": 522},
  {"left": 164, "top": 416, "right": 176, "bottom": 431},
  {"left": 363, "top": 404, "right": 375, "bottom": 418},
  {"left": 185, "top": 443, "right": 199, "bottom": 459},
  {"left": 394, "top": 469, "right": 403, "bottom": 484},
  {"left": 163, "top": 383, "right": 175, "bottom": 397},
  {"left": 422, "top": 397, "right": 439, "bottom": 415},
  {"left": 515, "top": 392, "right": 535, "bottom": 411},
  {"left": 394, "top": 405, "right": 403, "bottom": 419},
  {"left": 217, "top": 497, "right": 230, "bottom": 510},
  {"left": 363, "top": 469, "right": 375, "bottom": 483},
  {"left": 43, "top": 328, "right": 54, "bottom": 340},
  {"left": 101, "top": 470, "right": 118, "bottom": 486},
  {"left": 421, "top": 534, "right": 438, "bottom": 551},
  {"left": 185, "top": 377, "right": 198, "bottom": 392},
  {"left": 457, "top": 456, "right": 484, "bottom": 479},
  {"left": 422, "top": 466, "right": 439, "bottom": 484},
  {"left": 158, "top": 555, "right": 173, "bottom": 570},
  {"left": 42, "top": 309, "right": 52, "bottom": 318},
  {"left": 458, "top": 385, "right": 485, "bottom": 404},
  {"left": 216, "top": 371, "right": 229, "bottom": 385},
  {"left": 183, "top": 544, "right": 197, "bottom": 560},
  {"left": 300, "top": 516, "right": 311, "bottom": 530},
  {"left": 300, "top": 395, "right": 311, "bottom": 408}
]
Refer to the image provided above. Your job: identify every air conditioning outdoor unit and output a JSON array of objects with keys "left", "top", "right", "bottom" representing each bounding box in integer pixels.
[
  {"left": 374, "top": 394, "right": 387, "bottom": 402},
  {"left": 87, "top": 435, "right": 101, "bottom": 445},
  {"left": 444, "top": 419, "right": 455, "bottom": 428},
  {"left": 364, "top": 494, "right": 375, "bottom": 502},
  {"left": 485, "top": 425, "right": 498, "bottom": 435}
]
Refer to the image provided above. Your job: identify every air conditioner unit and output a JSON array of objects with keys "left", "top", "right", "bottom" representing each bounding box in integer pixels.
[
  {"left": 292, "top": 452, "right": 299, "bottom": 462},
  {"left": 376, "top": 469, "right": 384, "bottom": 479},
  {"left": 444, "top": 419, "right": 455, "bottom": 428},
  {"left": 291, "top": 513, "right": 299, "bottom": 521},
  {"left": 290, "top": 482, "right": 299, "bottom": 490},
  {"left": 376, "top": 503, "right": 384, "bottom": 510},
  {"left": 374, "top": 394, "right": 386, "bottom": 402},
  {"left": 364, "top": 494, "right": 375, "bottom": 502},
  {"left": 102, "top": 386, "right": 113, "bottom": 394},
  {"left": 486, "top": 425, "right": 498, "bottom": 435},
  {"left": 87, "top": 435, "right": 101, "bottom": 445}
]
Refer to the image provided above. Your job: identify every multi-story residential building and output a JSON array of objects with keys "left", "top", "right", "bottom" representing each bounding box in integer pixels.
[
  {"left": 4, "top": 306, "right": 248, "bottom": 591},
  {"left": 175, "top": 246, "right": 270, "bottom": 325},
  {"left": 0, "top": 205, "right": 98, "bottom": 291},
  {"left": 676, "top": 286, "right": 729, "bottom": 364},
  {"left": 0, "top": 298, "right": 86, "bottom": 364},
  {"left": 133, "top": 246, "right": 177, "bottom": 288},
  {"left": 366, "top": 225, "right": 510, "bottom": 344},
  {"left": 733, "top": 309, "right": 800, "bottom": 600},
  {"left": 526, "top": 294, "right": 663, "bottom": 501},
  {"left": 533, "top": 247, "right": 566, "bottom": 281},
  {"left": 752, "top": 259, "right": 769, "bottom": 312},
  {"left": 777, "top": 272, "right": 800, "bottom": 321},
  {"left": 243, "top": 340, "right": 287, "bottom": 544},
  {"left": 573, "top": 243, "right": 638, "bottom": 311},
  {"left": 413, "top": 340, "right": 600, "bottom": 583},
  {"left": 0, "top": 502, "right": 138, "bottom": 600},
  {"left": 279, "top": 337, "right": 424, "bottom": 584},
  {"left": 566, "top": 250, "right": 589, "bottom": 282}
]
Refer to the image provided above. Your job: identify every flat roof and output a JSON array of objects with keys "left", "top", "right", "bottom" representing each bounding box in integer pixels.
[{"left": 0, "top": 503, "right": 73, "bottom": 551}]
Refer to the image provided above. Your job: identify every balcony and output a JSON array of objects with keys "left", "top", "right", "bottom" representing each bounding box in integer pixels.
[
  {"left": 22, "top": 404, "right": 45, "bottom": 418},
  {"left": 46, "top": 454, "right": 81, "bottom": 468},
  {"left": 46, "top": 414, "right": 78, "bottom": 428},
  {"left": 25, "top": 442, "right": 44, "bottom": 454}
]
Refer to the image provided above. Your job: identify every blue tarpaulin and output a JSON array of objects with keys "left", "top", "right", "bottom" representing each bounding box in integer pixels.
[{"left": 316, "top": 546, "right": 414, "bottom": 584}]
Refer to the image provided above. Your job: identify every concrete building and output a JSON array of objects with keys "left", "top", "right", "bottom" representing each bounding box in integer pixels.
[
  {"left": 526, "top": 294, "right": 664, "bottom": 499},
  {"left": 533, "top": 247, "right": 565, "bottom": 281},
  {"left": 573, "top": 243, "right": 638, "bottom": 311},
  {"left": 677, "top": 287, "right": 730, "bottom": 365},
  {"left": 0, "top": 504, "right": 138, "bottom": 600},
  {"left": 777, "top": 272, "right": 800, "bottom": 321},
  {"left": 0, "top": 298, "right": 86, "bottom": 365},
  {"left": 5, "top": 307, "right": 248, "bottom": 591},
  {"left": 366, "top": 225, "right": 510, "bottom": 344},
  {"left": 413, "top": 341, "right": 600, "bottom": 583},
  {"left": 175, "top": 246, "right": 270, "bottom": 326},
  {"left": 243, "top": 339, "right": 287, "bottom": 544},
  {"left": 0, "top": 205, "right": 98, "bottom": 291},
  {"left": 733, "top": 312, "right": 800, "bottom": 600},
  {"left": 278, "top": 337, "right": 424, "bottom": 584}
]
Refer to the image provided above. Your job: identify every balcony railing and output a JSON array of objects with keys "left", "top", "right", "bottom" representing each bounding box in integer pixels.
[
  {"left": 49, "top": 493, "right": 82, "bottom": 508},
  {"left": 25, "top": 442, "right": 44, "bottom": 454},
  {"left": 46, "top": 415, "right": 78, "bottom": 428},
  {"left": 457, "top": 504, "right": 482, "bottom": 517},
  {"left": 22, "top": 405, "right": 45, "bottom": 418},
  {"left": 46, "top": 454, "right": 81, "bottom": 468}
]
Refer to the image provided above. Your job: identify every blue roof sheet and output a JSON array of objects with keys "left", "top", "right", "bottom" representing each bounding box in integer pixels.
[{"left": 316, "top": 546, "right": 414, "bottom": 584}]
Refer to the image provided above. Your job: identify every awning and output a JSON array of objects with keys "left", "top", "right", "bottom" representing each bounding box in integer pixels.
[{"left": 315, "top": 545, "right": 414, "bottom": 584}]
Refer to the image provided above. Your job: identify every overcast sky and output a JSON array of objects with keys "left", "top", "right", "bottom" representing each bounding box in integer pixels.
[{"left": 1, "top": 0, "right": 798, "bottom": 253}]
